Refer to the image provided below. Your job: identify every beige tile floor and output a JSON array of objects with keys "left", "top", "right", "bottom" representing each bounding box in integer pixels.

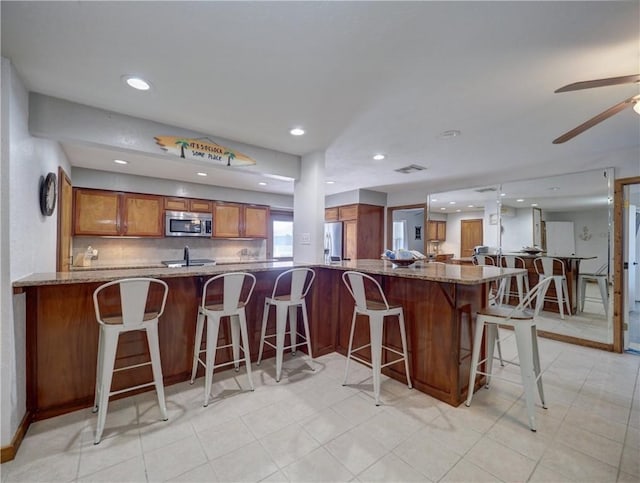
[{"left": 2, "top": 336, "right": 639, "bottom": 483}]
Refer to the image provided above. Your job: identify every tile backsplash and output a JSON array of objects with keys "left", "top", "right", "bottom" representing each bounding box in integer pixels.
[{"left": 72, "top": 237, "right": 267, "bottom": 268}]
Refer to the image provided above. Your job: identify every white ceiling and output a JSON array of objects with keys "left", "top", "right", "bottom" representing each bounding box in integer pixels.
[{"left": 2, "top": 1, "right": 639, "bottom": 198}]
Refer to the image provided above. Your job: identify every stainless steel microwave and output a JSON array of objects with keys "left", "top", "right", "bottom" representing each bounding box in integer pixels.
[{"left": 165, "top": 211, "right": 212, "bottom": 237}]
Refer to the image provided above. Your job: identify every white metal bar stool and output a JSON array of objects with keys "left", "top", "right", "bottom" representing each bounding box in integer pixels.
[
  {"left": 257, "top": 268, "right": 316, "bottom": 382},
  {"left": 500, "top": 255, "right": 531, "bottom": 307},
  {"left": 92, "top": 277, "right": 169, "bottom": 444},
  {"left": 190, "top": 272, "right": 256, "bottom": 407},
  {"left": 341, "top": 271, "right": 412, "bottom": 405},
  {"left": 578, "top": 263, "right": 608, "bottom": 316},
  {"left": 533, "top": 257, "right": 572, "bottom": 319},
  {"left": 466, "top": 277, "right": 552, "bottom": 431},
  {"left": 473, "top": 254, "right": 505, "bottom": 364}
]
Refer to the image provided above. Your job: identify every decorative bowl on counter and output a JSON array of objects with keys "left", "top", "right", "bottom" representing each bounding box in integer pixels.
[{"left": 382, "top": 257, "right": 416, "bottom": 267}]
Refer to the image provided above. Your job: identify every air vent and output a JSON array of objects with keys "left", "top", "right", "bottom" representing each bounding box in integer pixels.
[
  {"left": 474, "top": 187, "right": 497, "bottom": 193},
  {"left": 394, "top": 164, "right": 427, "bottom": 174}
]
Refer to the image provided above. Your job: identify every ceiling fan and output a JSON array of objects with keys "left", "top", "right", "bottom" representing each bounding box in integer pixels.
[{"left": 552, "top": 74, "right": 640, "bottom": 144}]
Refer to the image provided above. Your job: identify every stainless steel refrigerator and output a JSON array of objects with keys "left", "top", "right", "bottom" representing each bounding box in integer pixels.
[{"left": 324, "top": 222, "right": 343, "bottom": 260}]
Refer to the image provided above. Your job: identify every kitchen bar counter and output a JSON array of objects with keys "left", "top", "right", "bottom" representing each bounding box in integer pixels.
[
  {"left": 15, "top": 260, "right": 522, "bottom": 422},
  {"left": 14, "top": 259, "right": 523, "bottom": 288}
]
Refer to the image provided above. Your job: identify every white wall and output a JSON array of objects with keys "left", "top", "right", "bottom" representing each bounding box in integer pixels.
[
  {"left": 546, "top": 208, "right": 609, "bottom": 273},
  {"left": 501, "top": 208, "right": 534, "bottom": 252},
  {"left": 293, "top": 151, "right": 325, "bottom": 263},
  {"left": 1, "top": 59, "right": 72, "bottom": 446},
  {"left": 73, "top": 167, "right": 293, "bottom": 209}
]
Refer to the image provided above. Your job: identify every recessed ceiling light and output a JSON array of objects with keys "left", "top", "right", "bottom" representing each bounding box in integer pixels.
[
  {"left": 456, "top": 209, "right": 461, "bottom": 212},
  {"left": 326, "top": 180, "right": 335, "bottom": 185},
  {"left": 516, "top": 199, "right": 525, "bottom": 202},
  {"left": 290, "top": 127, "right": 305, "bottom": 136},
  {"left": 258, "top": 182, "right": 267, "bottom": 186},
  {"left": 440, "top": 207, "right": 446, "bottom": 211},
  {"left": 123, "top": 75, "right": 151, "bottom": 91},
  {"left": 431, "top": 198, "right": 438, "bottom": 202},
  {"left": 500, "top": 193, "right": 506, "bottom": 197},
  {"left": 197, "top": 172, "right": 207, "bottom": 177},
  {"left": 467, "top": 204, "right": 474, "bottom": 208},
  {"left": 113, "top": 159, "right": 128, "bottom": 165},
  {"left": 373, "top": 154, "right": 385, "bottom": 161},
  {"left": 531, "top": 203, "right": 538, "bottom": 207},
  {"left": 449, "top": 201, "right": 456, "bottom": 205}
]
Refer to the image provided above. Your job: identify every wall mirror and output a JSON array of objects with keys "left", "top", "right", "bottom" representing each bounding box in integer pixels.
[{"left": 427, "top": 168, "right": 613, "bottom": 346}]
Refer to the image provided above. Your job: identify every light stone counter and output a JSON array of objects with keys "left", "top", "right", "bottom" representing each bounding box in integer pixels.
[
  {"left": 322, "top": 259, "right": 526, "bottom": 285},
  {"left": 13, "top": 261, "right": 303, "bottom": 287},
  {"left": 14, "top": 259, "right": 524, "bottom": 288}
]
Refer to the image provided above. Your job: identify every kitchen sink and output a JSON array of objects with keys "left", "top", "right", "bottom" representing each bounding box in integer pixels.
[{"left": 161, "top": 259, "right": 216, "bottom": 267}]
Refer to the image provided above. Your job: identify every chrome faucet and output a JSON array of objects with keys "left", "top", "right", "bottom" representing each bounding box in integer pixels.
[{"left": 183, "top": 245, "right": 190, "bottom": 266}]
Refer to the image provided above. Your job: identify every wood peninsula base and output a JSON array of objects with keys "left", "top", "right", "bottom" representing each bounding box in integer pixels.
[{"left": 15, "top": 260, "right": 520, "bottom": 421}]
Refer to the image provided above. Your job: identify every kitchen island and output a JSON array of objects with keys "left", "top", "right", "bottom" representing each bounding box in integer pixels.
[{"left": 14, "top": 260, "right": 524, "bottom": 421}]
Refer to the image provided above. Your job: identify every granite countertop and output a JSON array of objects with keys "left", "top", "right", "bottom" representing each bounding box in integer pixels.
[
  {"left": 14, "top": 259, "right": 525, "bottom": 288},
  {"left": 14, "top": 261, "right": 303, "bottom": 287},
  {"left": 319, "top": 259, "right": 525, "bottom": 285},
  {"left": 70, "top": 258, "right": 279, "bottom": 271}
]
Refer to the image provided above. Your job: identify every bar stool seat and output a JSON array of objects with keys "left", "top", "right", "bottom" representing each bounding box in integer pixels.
[
  {"left": 578, "top": 263, "right": 608, "bottom": 316},
  {"left": 500, "top": 255, "right": 531, "bottom": 307},
  {"left": 466, "top": 277, "right": 552, "bottom": 431},
  {"left": 190, "top": 272, "right": 256, "bottom": 407},
  {"left": 92, "top": 277, "right": 169, "bottom": 444},
  {"left": 534, "top": 257, "right": 572, "bottom": 319},
  {"left": 257, "top": 268, "right": 316, "bottom": 382},
  {"left": 341, "top": 271, "right": 412, "bottom": 405}
]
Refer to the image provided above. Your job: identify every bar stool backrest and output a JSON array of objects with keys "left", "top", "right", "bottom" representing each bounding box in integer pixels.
[
  {"left": 201, "top": 272, "right": 257, "bottom": 312},
  {"left": 473, "top": 255, "right": 495, "bottom": 266},
  {"left": 342, "top": 271, "right": 390, "bottom": 311},
  {"left": 501, "top": 255, "right": 526, "bottom": 269},
  {"left": 534, "top": 257, "right": 565, "bottom": 277},
  {"left": 93, "top": 278, "right": 168, "bottom": 328},
  {"left": 272, "top": 268, "right": 316, "bottom": 301}
]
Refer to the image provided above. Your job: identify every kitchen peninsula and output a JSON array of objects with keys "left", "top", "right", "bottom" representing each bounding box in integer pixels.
[{"left": 14, "top": 260, "right": 524, "bottom": 422}]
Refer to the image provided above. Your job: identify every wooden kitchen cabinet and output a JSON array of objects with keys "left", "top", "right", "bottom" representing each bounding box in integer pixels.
[
  {"left": 214, "top": 202, "right": 269, "bottom": 238},
  {"left": 343, "top": 220, "right": 358, "bottom": 260},
  {"left": 73, "top": 189, "right": 120, "bottom": 236},
  {"left": 428, "top": 220, "right": 447, "bottom": 241},
  {"left": 331, "top": 203, "right": 383, "bottom": 260},
  {"left": 325, "top": 207, "right": 339, "bottom": 222},
  {"left": 244, "top": 205, "right": 269, "bottom": 238},
  {"left": 164, "top": 197, "right": 212, "bottom": 213},
  {"left": 214, "top": 202, "right": 242, "bottom": 237},
  {"left": 338, "top": 204, "right": 358, "bottom": 221},
  {"left": 121, "top": 193, "right": 163, "bottom": 236},
  {"left": 73, "top": 188, "right": 163, "bottom": 237}
]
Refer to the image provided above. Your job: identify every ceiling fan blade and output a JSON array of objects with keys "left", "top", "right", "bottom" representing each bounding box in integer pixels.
[
  {"left": 555, "top": 74, "right": 640, "bottom": 93},
  {"left": 552, "top": 95, "right": 639, "bottom": 144}
]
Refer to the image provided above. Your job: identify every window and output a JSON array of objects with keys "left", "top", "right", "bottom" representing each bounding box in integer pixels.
[
  {"left": 269, "top": 211, "right": 293, "bottom": 260},
  {"left": 393, "top": 220, "right": 408, "bottom": 251}
]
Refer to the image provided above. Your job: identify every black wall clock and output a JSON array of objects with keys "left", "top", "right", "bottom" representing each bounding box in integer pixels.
[{"left": 39, "top": 172, "right": 57, "bottom": 216}]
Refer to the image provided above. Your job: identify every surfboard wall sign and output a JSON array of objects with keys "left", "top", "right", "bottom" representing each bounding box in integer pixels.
[{"left": 154, "top": 136, "right": 256, "bottom": 167}]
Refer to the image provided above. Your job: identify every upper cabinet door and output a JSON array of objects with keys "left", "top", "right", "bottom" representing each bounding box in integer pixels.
[
  {"left": 325, "top": 207, "right": 339, "bottom": 222},
  {"left": 122, "top": 193, "right": 164, "bottom": 237},
  {"left": 338, "top": 205, "right": 358, "bottom": 221},
  {"left": 244, "top": 205, "right": 269, "bottom": 238},
  {"left": 73, "top": 189, "right": 120, "bottom": 236},
  {"left": 214, "top": 203, "right": 242, "bottom": 238}
]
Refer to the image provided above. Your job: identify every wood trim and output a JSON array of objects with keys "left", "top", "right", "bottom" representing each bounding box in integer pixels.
[
  {"left": 613, "top": 176, "right": 640, "bottom": 352},
  {"left": 537, "top": 330, "right": 614, "bottom": 352},
  {"left": 0, "top": 410, "right": 32, "bottom": 463},
  {"left": 56, "top": 167, "right": 72, "bottom": 272}
]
